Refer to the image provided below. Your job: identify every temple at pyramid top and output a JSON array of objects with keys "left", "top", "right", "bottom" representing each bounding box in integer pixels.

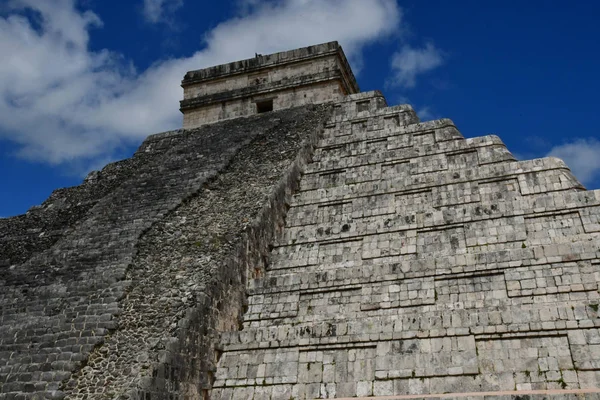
[{"left": 179, "top": 41, "right": 359, "bottom": 128}]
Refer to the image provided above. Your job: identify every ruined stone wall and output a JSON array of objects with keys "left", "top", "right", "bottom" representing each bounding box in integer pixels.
[
  {"left": 0, "top": 105, "right": 331, "bottom": 399},
  {"left": 182, "top": 80, "right": 343, "bottom": 129},
  {"left": 211, "top": 91, "right": 600, "bottom": 399},
  {"left": 180, "top": 42, "right": 358, "bottom": 129},
  {"left": 183, "top": 56, "right": 339, "bottom": 100},
  {"left": 182, "top": 42, "right": 357, "bottom": 92}
]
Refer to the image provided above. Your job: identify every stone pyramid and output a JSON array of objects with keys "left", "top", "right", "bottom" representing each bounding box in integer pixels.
[
  {"left": 1, "top": 42, "right": 600, "bottom": 400},
  {"left": 211, "top": 91, "right": 600, "bottom": 399}
]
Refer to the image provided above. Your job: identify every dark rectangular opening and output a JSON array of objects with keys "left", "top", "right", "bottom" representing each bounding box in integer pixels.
[
  {"left": 256, "top": 99, "right": 273, "bottom": 114},
  {"left": 356, "top": 100, "right": 370, "bottom": 112}
]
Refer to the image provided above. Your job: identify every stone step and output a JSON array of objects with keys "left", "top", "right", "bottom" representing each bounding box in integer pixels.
[
  {"left": 225, "top": 311, "right": 600, "bottom": 352},
  {"left": 278, "top": 200, "right": 600, "bottom": 247},
  {"left": 309, "top": 134, "right": 512, "bottom": 172},
  {"left": 241, "top": 276, "right": 600, "bottom": 327},
  {"left": 302, "top": 138, "right": 516, "bottom": 192},
  {"left": 255, "top": 240, "right": 600, "bottom": 294},
  {"left": 285, "top": 188, "right": 599, "bottom": 229},
  {"left": 211, "top": 385, "right": 600, "bottom": 399},
  {"left": 317, "top": 120, "right": 459, "bottom": 145},
  {"left": 212, "top": 328, "right": 596, "bottom": 394},
  {"left": 294, "top": 157, "right": 583, "bottom": 207},
  {"left": 325, "top": 91, "right": 417, "bottom": 125}
]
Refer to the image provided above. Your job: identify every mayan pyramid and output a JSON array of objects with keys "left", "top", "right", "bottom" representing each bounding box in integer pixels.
[{"left": 1, "top": 42, "right": 600, "bottom": 400}]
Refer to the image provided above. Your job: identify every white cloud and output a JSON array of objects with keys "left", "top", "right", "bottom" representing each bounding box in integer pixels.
[
  {"left": 547, "top": 138, "right": 600, "bottom": 187},
  {"left": 416, "top": 106, "right": 436, "bottom": 121},
  {"left": 388, "top": 42, "right": 444, "bottom": 88},
  {"left": 142, "top": 0, "right": 183, "bottom": 24},
  {"left": 204, "top": 0, "right": 401, "bottom": 71},
  {"left": 0, "top": 0, "right": 402, "bottom": 170}
]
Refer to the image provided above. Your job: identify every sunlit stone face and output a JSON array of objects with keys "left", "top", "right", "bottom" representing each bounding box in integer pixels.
[{"left": 180, "top": 42, "right": 359, "bottom": 128}]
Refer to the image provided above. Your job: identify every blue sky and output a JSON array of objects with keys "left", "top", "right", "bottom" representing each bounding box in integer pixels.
[{"left": 1, "top": 0, "right": 599, "bottom": 217}]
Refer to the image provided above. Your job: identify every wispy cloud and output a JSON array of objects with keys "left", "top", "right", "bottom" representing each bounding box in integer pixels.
[
  {"left": 546, "top": 138, "right": 600, "bottom": 187},
  {"left": 416, "top": 106, "right": 437, "bottom": 121},
  {"left": 388, "top": 42, "right": 444, "bottom": 88},
  {"left": 142, "top": 0, "right": 183, "bottom": 24},
  {"left": 0, "top": 0, "right": 402, "bottom": 171}
]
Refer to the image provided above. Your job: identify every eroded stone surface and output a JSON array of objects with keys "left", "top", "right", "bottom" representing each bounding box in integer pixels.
[
  {"left": 180, "top": 41, "right": 358, "bottom": 128},
  {"left": 210, "top": 91, "right": 600, "bottom": 399},
  {"left": 3, "top": 44, "right": 600, "bottom": 400},
  {"left": 0, "top": 105, "right": 331, "bottom": 399}
]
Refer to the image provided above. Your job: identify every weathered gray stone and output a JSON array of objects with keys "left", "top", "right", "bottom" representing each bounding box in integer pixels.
[
  {"left": 3, "top": 42, "right": 600, "bottom": 400},
  {"left": 181, "top": 41, "right": 358, "bottom": 128},
  {"left": 211, "top": 88, "right": 600, "bottom": 398},
  {"left": 0, "top": 105, "right": 331, "bottom": 399}
]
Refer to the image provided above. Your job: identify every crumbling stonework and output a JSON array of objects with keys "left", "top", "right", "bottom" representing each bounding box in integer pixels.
[
  {"left": 0, "top": 105, "right": 331, "bottom": 399},
  {"left": 2, "top": 42, "right": 600, "bottom": 400},
  {"left": 210, "top": 91, "right": 600, "bottom": 399},
  {"left": 180, "top": 42, "right": 358, "bottom": 128}
]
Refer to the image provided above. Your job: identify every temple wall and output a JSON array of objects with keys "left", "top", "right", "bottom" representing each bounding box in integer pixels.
[
  {"left": 180, "top": 42, "right": 357, "bottom": 129},
  {"left": 182, "top": 56, "right": 339, "bottom": 100},
  {"left": 182, "top": 80, "right": 343, "bottom": 129}
]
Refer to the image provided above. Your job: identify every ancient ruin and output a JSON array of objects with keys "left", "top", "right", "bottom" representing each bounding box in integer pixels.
[
  {"left": 180, "top": 41, "right": 357, "bottom": 128},
  {"left": 1, "top": 42, "right": 600, "bottom": 399}
]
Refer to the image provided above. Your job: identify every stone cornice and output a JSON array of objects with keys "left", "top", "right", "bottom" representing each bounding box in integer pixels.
[
  {"left": 181, "top": 41, "right": 359, "bottom": 94},
  {"left": 180, "top": 69, "right": 345, "bottom": 111}
]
